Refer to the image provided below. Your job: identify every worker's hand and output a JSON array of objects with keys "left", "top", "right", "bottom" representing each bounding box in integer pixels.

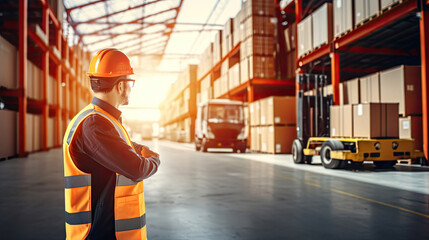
[{"left": 141, "top": 146, "right": 160, "bottom": 159}]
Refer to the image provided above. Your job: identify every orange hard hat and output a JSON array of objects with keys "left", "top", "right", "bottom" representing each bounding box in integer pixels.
[{"left": 87, "top": 48, "right": 134, "bottom": 78}]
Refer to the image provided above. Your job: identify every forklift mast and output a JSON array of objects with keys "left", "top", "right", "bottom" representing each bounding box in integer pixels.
[{"left": 296, "top": 74, "right": 333, "bottom": 144}]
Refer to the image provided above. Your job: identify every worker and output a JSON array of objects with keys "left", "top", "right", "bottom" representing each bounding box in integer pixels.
[{"left": 63, "top": 48, "right": 160, "bottom": 240}]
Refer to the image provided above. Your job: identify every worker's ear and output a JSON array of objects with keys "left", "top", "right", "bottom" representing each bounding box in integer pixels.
[{"left": 116, "top": 81, "right": 124, "bottom": 93}]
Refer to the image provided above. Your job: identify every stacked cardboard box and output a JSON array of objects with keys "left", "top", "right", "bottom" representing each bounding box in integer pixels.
[
  {"left": 284, "top": 22, "right": 296, "bottom": 52},
  {"left": 360, "top": 73, "right": 380, "bottom": 103},
  {"left": 213, "top": 30, "right": 223, "bottom": 64},
  {"left": 197, "top": 43, "right": 214, "bottom": 80},
  {"left": 240, "top": 0, "right": 277, "bottom": 82},
  {"left": 380, "top": 65, "right": 421, "bottom": 116},
  {"left": 333, "top": 0, "right": 353, "bottom": 38},
  {"left": 339, "top": 78, "right": 360, "bottom": 105},
  {"left": 222, "top": 18, "right": 234, "bottom": 58},
  {"left": 331, "top": 103, "right": 399, "bottom": 139},
  {"left": 353, "top": 103, "right": 399, "bottom": 138},
  {"left": 381, "top": 0, "right": 401, "bottom": 10},
  {"left": 354, "top": 0, "right": 380, "bottom": 26},
  {"left": 250, "top": 96, "right": 296, "bottom": 153},
  {"left": 228, "top": 63, "right": 240, "bottom": 91},
  {"left": 297, "top": 3, "right": 333, "bottom": 58},
  {"left": 297, "top": 15, "right": 312, "bottom": 58},
  {"left": 330, "top": 105, "right": 353, "bottom": 138},
  {"left": 233, "top": 9, "right": 243, "bottom": 47},
  {"left": 399, "top": 116, "right": 423, "bottom": 150},
  {"left": 379, "top": 65, "right": 422, "bottom": 150},
  {"left": 0, "top": 35, "right": 17, "bottom": 89},
  {"left": 312, "top": 3, "right": 333, "bottom": 49},
  {"left": 0, "top": 110, "right": 16, "bottom": 158}
]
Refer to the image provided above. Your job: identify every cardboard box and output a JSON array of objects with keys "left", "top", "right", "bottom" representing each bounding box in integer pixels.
[
  {"left": 312, "top": 3, "right": 333, "bottom": 49},
  {"left": 266, "top": 125, "right": 296, "bottom": 154},
  {"left": 360, "top": 73, "right": 380, "bottom": 103},
  {"left": 242, "top": 0, "right": 276, "bottom": 18},
  {"left": 228, "top": 63, "right": 240, "bottom": 91},
  {"left": 0, "top": 110, "right": 16, "bottom": 158},
  {"left": 355, "top": 0, "right": 380, "bottom": 26},
  {"left": 284, "top": 22, "right": 296, "bottom": 52},
  {"left": 330, "top": 105, "right": 353, "bottom": 138},
  {"left": 233, "top": 9, "right": 242, "bottom": 46},
  {"left": 339, "top": 78, "right": 360, "bottom": 105},
  {"left": 240, "top": 58, "right": 249, "bottom": 83},
  {"left": 250, "top": 126, "right": 261, "bottom": 151},
  {"left": 260, "top": 126, "right": 269, "bottom": 152},
  {"left": 246, "top": 35, "right": 275, "bottom": 56},
  {"left": 399, "top": 116, "right": 423, "bottom": 150},
  {"left": 330, "top": 105, "right": 342, "bottom": 137},
  {"left": 297, "top": 15, "right": 312, "bottom": 57},
  {"left": 248, "top": 55, "right": 275, "bottom": 79},
  {"left": 333, "top": 0, "right": 353, "bottom": 38},
  {"left": 353, "top": 103, "right": 399, "bottom": 139},
  {"left": 0, "top": 35, "right": 17, "bottom": 89},
  {"left": 380, "top": 65, "right": 422, "bottom": 116},
  {"left": 213, "top": 30, "right": 223, "bottom": 64},
  {"left": 381, "top": 0, "right": 400, "bottom": 10},
  {"left": 250, "top": 100, "right": 261, "bottom": 126},
  {"left": 243, "top": 16, "right": 277, "bottom": 39},
  {"left": 260, "top": 96, "right": 296, "bottom": 125},
  {"left": 342, "top": 105, "right": 353, "bottom": 138}
]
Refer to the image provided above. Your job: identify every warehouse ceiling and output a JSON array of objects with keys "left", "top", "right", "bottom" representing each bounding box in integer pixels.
[{"left": 64, "top": 0, "right": 184, "bottom": 69}]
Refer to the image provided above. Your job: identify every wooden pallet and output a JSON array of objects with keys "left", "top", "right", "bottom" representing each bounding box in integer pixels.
[
  {"left": 334, "top": 29, "right": 353, "bottom": 40},
  {"left": 355, "top": 12, "right": 380, "bottom": 28},
  {"left": 397, "top": 159, "right": 419, "bottom": 165}
]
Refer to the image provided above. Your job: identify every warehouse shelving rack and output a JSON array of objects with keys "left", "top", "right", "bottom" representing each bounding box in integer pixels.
[
  {"left": 0, "top": 0, "right": 92, "bottom": 157},
  {"left": 283, "top": 0, "right": 429, "bottom": 161}
]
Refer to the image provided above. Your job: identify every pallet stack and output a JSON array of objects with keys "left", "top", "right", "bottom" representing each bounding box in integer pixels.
[
  {"left": 250, "top": 96, "right": 296, "bottom": 154},
  {"left": 240, "top": 0, "right": 277, "bottom": 80},
  {"left": 330, "top": 65, "right": 422, "bottom": 150},
  {"left": 159, "top": 65, "right": 198, "bottom": 143}
]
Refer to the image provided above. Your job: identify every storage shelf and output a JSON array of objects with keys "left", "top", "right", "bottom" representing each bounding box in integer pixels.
[{"left": 0, "top": 0, "right": 92, "bottom": 156}]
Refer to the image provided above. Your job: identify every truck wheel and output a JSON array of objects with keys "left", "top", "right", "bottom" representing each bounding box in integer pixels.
[
  {"left": 374, "top": 161, "right": 396, "bottom": 169},
  {"left": 195, "top": 139, "right": 201, "bottom": 151},
  {"left": 240, "top": 147, "right": 247, "bottom": 153},
  {"left": 292, "top": 139, "right": 305, "bottom": 164},
  {"left": 320, "top": 140, "right": 344, "bottom": 169},
  {"left": 201, "top": 138, "right": 208, "bottom": 152},
  {"left": 233, "top": 148, "right": 238, "bottom": 153}
]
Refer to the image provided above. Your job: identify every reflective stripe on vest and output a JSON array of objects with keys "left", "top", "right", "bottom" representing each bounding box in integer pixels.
[{"left": 63, "top": 104, "right": 146, "bottom": 240}]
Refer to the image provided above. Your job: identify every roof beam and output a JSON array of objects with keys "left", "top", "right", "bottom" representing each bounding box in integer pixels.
[
  {"left": 85, "top": 29, "right": 166, "bottom": 46},
  {"left": 66, "top": 0, "right": 106, "bottom": 14},
  {"left": 72, "top": 0, "right": 164, "bottom": 27},
  {"left": 81, "top": 13, "right": 176, "bottom": 36}
]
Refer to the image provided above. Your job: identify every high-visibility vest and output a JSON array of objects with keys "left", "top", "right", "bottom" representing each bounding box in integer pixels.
[{"left": 63, "top": 104, "right": 147, "bottom": 240}]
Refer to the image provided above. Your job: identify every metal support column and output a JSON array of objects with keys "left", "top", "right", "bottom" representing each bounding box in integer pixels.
[
  {"left": 18, "top": 0, "right": 27, "bottom": 157},
  {"left": 247, "top": 83, "right": 254, "bottom": 148},
  {"left": 42, "top": 5, "right": 49, "bottom": 151},
  {"left": 419, "top": 4, "right": 429, "bottom": 160},
  {"left": 330, "top": 52, "right": 340, "bottom": 105},
  {"left": 295, "top": 0, "right": 302, "bottom": 97},
  {"left": 56, "top": 29, "right": 62, "bottom": 146}
]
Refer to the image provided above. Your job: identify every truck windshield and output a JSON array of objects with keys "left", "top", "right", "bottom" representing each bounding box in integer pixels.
[{"left": 208, "top": 104, "right": 243, "bottom": 123}]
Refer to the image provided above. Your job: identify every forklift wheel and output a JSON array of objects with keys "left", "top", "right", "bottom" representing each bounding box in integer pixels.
[
  {"left": 292, "top": 139, "right": 306, "bottom": 164},
  {"left": 320, "top": 140, "right": 344, "bottom": 169}
]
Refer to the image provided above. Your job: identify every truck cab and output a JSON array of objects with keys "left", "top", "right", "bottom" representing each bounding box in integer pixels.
[{"left": 195, "top": 99, "right": 247, "bottom": 153}]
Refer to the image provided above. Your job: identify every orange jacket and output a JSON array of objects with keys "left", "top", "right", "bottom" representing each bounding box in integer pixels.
[{"left": 64, "top": 104, "right": 147, "bottom": 239}]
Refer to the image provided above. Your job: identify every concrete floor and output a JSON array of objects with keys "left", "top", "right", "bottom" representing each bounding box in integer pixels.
[{"left": 0, "top": 140, "right": 429, "bottom": 239}]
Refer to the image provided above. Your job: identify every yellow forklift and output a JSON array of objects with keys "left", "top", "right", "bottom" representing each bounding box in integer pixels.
[{"left": 291, "top": 74, "right": 425, "bottom": 169}]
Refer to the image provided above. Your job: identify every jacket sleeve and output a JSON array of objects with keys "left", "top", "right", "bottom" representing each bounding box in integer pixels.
[{"left": 81, "top": 115, "right": 160, "bottom": 182}]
